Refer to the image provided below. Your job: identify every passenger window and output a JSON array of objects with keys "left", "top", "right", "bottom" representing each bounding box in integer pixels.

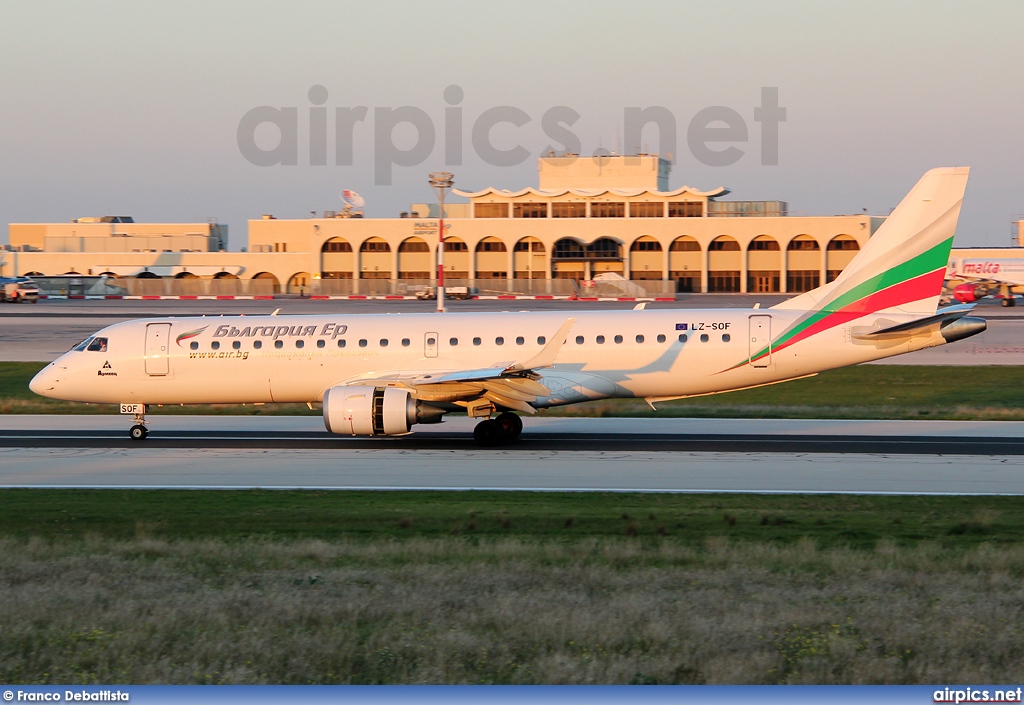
[
  {"left": 296, "top": 340, "right": 304, "bottom": 348},
  {"left": 700, "top": 334, "right": 709, "bottom": 343},
  {"left": 337, "top": 339, "right": 346, "bottom": 348},
  {"left": 233, "top": 341, "right": 241, "bottom": 350},
  {"left": 516, "top": 336, "right": 525, "bottom": 345},
  {"left": 614, "top": 335, "right": 623, "bottom": 344},
  {"left": 358, "top": 339, "right": 367, "bottom": 347},
  {"left": 402, "top": 338, "right": 410, "bottom": 347},
  {"left": 657, "top": 334, "right": 666, "bottom": 343},
  {"left": 678, "top": 333, "right": 687, "bottom": 343},
  {"left": 636, "top": 335, "right": 644, "bottom": 344},
  {"left": 211, "top": 341, "right": 220, "bottom": 351},
  {"left": 449, "top": 337, "right": 459, "bottom": 346},
  {"left": 317, "top": 339, "right": 325, "bottom": 348},
  {"left": 496, "top": 337, "right": 504, "bottom": 345},
  {"left": 575, "top": 335, "right": 584, "bottom": 344},
  {"left": 190, "top": 341, "right": 199, "bottom": 350},
  {"left": 722, "top": 334, "right": 731, "bottom": 343},
  {"left": 537, "top": 336, "right": 546, "bottom": 345},
  {"left": 473, "top": 337, "right": 481, "bottom": 346},
  {"left": 254, "top": 340, "right": 262, "bottom": 349},
  {"left": 87, "top": 337, "right": 108, "bottom": 352},
  {"left": 380, "top": 339, "right": 388, "bottom": 347},
  {"left": 275, "top": 340, "right": 283, "bottom": 349},
  {"left": 596, "top": 335, "right": 605, "bottom": 344}
]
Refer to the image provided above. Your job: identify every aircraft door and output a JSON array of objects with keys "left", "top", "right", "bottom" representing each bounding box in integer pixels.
[
  {"left": 424, "top": 332, "right": 438, "bottom": 358},
  {"left": 145, "top": 323, "right": 171, "bottom": 375},
  {"left": 749, "top": 315, "right": 771, "bottom": 368}
]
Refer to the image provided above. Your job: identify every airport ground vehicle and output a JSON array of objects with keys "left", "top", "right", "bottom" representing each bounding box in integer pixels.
[
  {"left": 0, "top": 276, "right": 39, "bottom": 303},
  {"left": 415, "top": 286, "right": 471, "bottom": 300}
]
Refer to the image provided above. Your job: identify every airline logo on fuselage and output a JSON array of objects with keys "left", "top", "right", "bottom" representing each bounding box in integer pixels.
[
  {"left": 962, "top": 261, "right": 1002, "bottom": 275},
  {"left": 211, "top": 322, "right": 349, "bottom": 340}
]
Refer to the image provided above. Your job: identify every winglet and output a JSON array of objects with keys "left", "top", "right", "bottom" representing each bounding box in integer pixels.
[{"left": 504, "top": 317, "right": 575, "bottom": 373}]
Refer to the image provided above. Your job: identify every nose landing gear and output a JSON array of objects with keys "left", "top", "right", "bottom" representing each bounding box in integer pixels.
[
  {"left": 473, "top": 412, "right": 523, "bottom": 446},
  {"left": 128, "top": 408, "right": 148, "bottom": 440}
]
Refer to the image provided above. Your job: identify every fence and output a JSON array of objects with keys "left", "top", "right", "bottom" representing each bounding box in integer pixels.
[
  {"left": 310, "top": 278, "right": 674, "bottom": 298},
  {"left": 31, "top": 276, "right": 275, "bottom": 297},
  {"left": 31, "top": 276, "right": 677, "bottom": 299}
]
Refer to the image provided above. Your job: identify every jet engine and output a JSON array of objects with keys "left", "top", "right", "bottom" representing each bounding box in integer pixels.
[
  {"left": 322, "top": 385, "right": 444, "bottom": 436},
  {"left": 953, "top": 283, "right": 983, "bottom": 303}
]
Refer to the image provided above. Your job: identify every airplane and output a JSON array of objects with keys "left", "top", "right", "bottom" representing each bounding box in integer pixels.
[
  {"left": 947, "top": 257, "right": 1024, "bottom": 306},
  {"left": 30, "top": 167, "right": 986, "bottom": 445}
]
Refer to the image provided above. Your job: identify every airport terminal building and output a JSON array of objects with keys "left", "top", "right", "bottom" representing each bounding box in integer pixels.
[{"left": 0, "top": 155, "right": 939, "bottom": 297}]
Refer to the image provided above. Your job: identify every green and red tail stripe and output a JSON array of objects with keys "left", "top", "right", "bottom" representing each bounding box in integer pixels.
[{"left": 728, "top": 237, "right": 953, "bottom": 371}]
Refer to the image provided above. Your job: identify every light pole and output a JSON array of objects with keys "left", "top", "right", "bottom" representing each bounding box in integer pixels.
[{"left": 429, "top": 171, "right": 454, "bottom": 313}]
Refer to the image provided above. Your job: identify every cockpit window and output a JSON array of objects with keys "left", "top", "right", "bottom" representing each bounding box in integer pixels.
[
  {"left": 86, "top": 337, "right": 108, "bottom": 352},
  {"left": 72, "top": 337, "right": 94, "bottom": 352}
]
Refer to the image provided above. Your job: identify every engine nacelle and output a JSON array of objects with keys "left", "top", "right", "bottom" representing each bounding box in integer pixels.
[
  {"left": 953, "top": 283, "right": 982, "bottom": 303},
  {"left": 323, "top": 385, "right": 443, "bottom": 436}
]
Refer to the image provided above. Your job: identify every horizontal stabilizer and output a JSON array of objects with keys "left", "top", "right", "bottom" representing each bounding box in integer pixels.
[{"left": 852, "top": 304, "right": 975, "bottom": 340}]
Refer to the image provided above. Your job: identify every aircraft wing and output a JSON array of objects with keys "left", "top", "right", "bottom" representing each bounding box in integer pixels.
[{"left": 331, "top": 318, "right": 576, "bottom": 414}]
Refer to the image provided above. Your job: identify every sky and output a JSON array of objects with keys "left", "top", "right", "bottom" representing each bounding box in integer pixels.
[{"left": 1, "top": 0, "right": 1022, "bottom": 249}]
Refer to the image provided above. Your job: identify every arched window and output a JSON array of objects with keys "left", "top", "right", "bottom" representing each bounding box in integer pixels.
[
  {"left": 475, "top": 237, "right": 507, "bottom": 252},
  {"left": 321, "top": 238, "right": 353, "bottom": 252},
  {"left": 514, "top": 237, "right": 545, "bottom": 253},
  {"left": 748, "top": 236, "right": 779, "bottom": 251},
  {"left": 630, "top": 237, "right": 662, "bottom": 252},
  {"left": 251, "top": 272, "right": 281, "bottom": 294},
  {"left": 669, "top": 237, "right": 701, "bottom": 252},
  {"left": 709, "top": 236, "right": 740, "bottom": 251},
  {"left": 398, "top": 238, "right": 430, "bottom": 252},
  {"left": 828, "top": 235, "right": 860, "bottom": 251},
  {"left": 553, "top": 239, "right": 585, "bottom": 259},
  {"left": 586, "top": 238, "right": 621, "bottom": 258},
  {"left": 360, "top": 238, "right": 391, "bottom": 253},
  {"left": 787, "top": 235, "right": 820, "bottom": 251}
]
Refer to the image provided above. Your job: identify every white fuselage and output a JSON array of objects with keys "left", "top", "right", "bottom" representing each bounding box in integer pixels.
[
  {"left": 949, "top": 258, "right": 1024, "bottom": 287},
  {"left": 30, "top": 308, "right": 952, "bottom": 408}
]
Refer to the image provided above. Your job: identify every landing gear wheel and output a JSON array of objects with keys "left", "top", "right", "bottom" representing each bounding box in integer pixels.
[
  {"left": 495, "top": 412, "right": 523, "bottom": 441},
  {"left": 1002, "top": 297, "right": 1016, "bottom": 307},
  {"left": 129, "top": 424, "right": 148, "bottom": 441},
  {"left": 473, "top": 419, "right": 504, "bottom": 447}
]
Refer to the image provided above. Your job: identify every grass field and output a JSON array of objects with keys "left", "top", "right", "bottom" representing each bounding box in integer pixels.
[
  {"left": 6, "top": 360, "right": 1024, "bottom": 684},
  {"left": 7, "top": 361, "right": 1024, "bottom": 419},
  {"left": 3, "top": 490, "right": 1024, "bottom": 684}
]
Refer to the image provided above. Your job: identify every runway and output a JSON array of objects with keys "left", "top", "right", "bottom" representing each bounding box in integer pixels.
[{"left": 5, "top": 416, "right": 1024, "bottom": 494}]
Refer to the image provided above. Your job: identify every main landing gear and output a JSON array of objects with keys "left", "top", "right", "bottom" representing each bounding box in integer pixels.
[
  {"left": 129, "top": 409, "right": 148, "bottom": 441},
  {"left": 473, "top": 412, "right": 523, "bottom": 447}
]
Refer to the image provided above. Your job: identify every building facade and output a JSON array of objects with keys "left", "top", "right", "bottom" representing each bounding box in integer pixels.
[{"left": 3, "top": 155, "right": 957, "bottom": 296}]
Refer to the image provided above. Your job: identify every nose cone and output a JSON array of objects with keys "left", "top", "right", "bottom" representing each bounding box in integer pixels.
[{"left": 30, "top": 363, "right": 59, "bottom": 397}]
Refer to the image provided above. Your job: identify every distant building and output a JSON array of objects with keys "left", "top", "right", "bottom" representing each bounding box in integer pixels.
[{"left": 0, "top": 155, "right": 908, "bottom": 295}]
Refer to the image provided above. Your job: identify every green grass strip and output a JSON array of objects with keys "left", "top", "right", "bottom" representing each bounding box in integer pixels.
[{"left": 3, "top": 489, "right": 1023, "bottom": 550}]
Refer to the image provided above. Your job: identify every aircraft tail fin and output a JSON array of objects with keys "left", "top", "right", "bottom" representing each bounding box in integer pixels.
[{"left": 773, "top": 167, "right": 969, "bottom": 316}]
